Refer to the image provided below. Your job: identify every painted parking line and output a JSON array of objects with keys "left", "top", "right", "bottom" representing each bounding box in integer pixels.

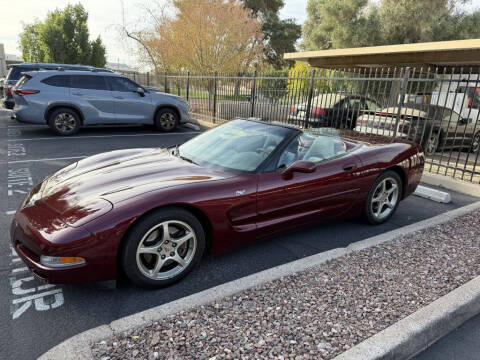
[{"left": 7, "top": 132, "right": 200, "bottom": 142}]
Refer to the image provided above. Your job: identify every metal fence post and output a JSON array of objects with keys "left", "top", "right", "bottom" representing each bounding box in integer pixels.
[
  {"left": 146, "top": 72, "right": 150, "bottom": 86},
  {"left": 186, "top": 71, "right": 190, "bottom": 101},
  {"left": 133, "top": 72, "right": 136, "bottom": 82},
  {"left": 250, "top": 70, "right": 257, "bottom": 117},
  {"left": 164, "top": 71, "right": 168, "bottom": 93},
  {"left": 304, "top": 70, "right": 316, "bottom": 129},
  {"left": 213, "top": 71, "right": 218, "bottom": 122},
  {"left": 393, "top": 67, "right": 410, "bottom": 138}
]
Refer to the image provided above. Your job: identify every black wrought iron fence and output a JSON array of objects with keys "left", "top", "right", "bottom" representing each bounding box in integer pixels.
[{"left": 118, "top": 68, "right": 480, "bottom": 183}]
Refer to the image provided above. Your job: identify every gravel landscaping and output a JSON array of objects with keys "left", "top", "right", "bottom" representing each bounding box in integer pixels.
[{"left": 92, "top": 209, "right": 480, "bottom": 360}]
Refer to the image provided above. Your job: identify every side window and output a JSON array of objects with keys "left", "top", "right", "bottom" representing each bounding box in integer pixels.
[
  {"left": 71, "top": 75, "right": 108, "bottom": 90},
  {"left": 446, "top": 111, "right": 460, "bottom": 123},
  {"left": 344, "top": 98, "right": 363, "bottom": 109},
  {"left": 276, "top": 132, "right": 347, "bottom": 169},
  {"left": 366, "top": 99, "right": 380, "bottom": 110},
  {"left": 41, "top": 75, "right": 71, "bottom": 87},
  {"left": 107, "top": 77, "right": 140, "bottom": 92}
]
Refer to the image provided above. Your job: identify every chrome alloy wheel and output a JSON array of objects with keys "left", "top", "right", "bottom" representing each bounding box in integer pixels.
[
  {"left": 159, "top": 112, "right": 176, "bottom": 130},
  {"left": 54, "top": 113, "right": 77, "bottom": 133},
  {"left": 135, "top": 220, "right": 197, "bottom": 280},
  {"left": 371, "top": 177, "right": 399, "bottom": 221}
]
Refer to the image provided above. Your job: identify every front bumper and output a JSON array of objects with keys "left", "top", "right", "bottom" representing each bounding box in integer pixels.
[{"left": 10, "top": 204, "right": 117, "bottom": 284}]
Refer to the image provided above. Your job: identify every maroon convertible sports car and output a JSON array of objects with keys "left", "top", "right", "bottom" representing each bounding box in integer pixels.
[{"left": 11, "top": 119, "right": 424, "bottom": 288}]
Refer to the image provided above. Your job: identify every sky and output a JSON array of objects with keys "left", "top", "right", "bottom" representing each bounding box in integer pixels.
[{"left": 0, "top": 0, "right": 479, "bottom": 68}]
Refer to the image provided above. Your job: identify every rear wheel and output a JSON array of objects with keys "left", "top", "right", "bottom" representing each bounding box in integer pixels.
[
  {"left": 48, "top": 108, "right": 80, "bottom": 136},
  {"left": 121, "top": 208, "right": 205, "bottom": 288},
  {"left": 423, "top": 131, "right": 439, "bottom": 156},
  {"left": 364, "top": 170, "right": 402, "bottom": 225},
  {"left": 154, "top": 108, "right": 178, "bottom": 132}
]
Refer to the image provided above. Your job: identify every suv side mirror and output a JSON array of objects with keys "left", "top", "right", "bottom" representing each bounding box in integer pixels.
[
  {"left": 281, "top": 160, "right": 316, "bottom": 180},
  {"left": 136, "top": 87, "right": 145, "bottom": 97}
]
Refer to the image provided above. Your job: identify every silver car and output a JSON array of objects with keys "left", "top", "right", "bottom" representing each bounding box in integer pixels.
[{"left": 12, "top": 70, "right": 193, "bottom": 135}]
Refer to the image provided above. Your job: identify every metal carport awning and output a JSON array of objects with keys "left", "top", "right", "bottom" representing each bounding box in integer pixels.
[{"left": 284, "top": 39, "right": 480, "bottom": 72}]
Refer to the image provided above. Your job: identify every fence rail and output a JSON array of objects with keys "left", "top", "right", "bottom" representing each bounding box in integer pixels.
[{"left": 118, "top": 68, "right": 480, "bottom": 183}]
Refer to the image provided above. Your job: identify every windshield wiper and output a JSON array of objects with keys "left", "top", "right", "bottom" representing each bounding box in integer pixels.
[{"left": 179, "top": 155, "right": 197, "bottom": 165}]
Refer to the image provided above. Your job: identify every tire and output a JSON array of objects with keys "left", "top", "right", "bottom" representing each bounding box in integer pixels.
[
  {"left": 470, "top": 131, "right": 480, "bottom": 153},
  {"left": 120, "top": 208, "right": 205, "bottom": 288},
  {"left": 48, "top": 107, "right": 81, "bottom": 136},
  {"left": 423, "top": 131, "right": 440, "bottom": 156},
  {"left": 154, "top": 108, "right": 178, "bottom": 132},
  {"left": 364, "top": 170, "right": 403, "bottom": 225}
]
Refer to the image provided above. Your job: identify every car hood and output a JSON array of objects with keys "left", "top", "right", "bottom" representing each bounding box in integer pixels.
[{"left": 38, "top": 148, "right": 231, "bottom": 214}]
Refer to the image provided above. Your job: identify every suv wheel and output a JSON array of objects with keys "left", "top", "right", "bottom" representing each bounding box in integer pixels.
[
  {"left": 48, "top": 108, "right": 80, "bottom": 136},
  {"left": 423, "top": 132, "right": 439, "bottom": 156},
  {"left": 154, "top": 109, "right": 178, "bottom": 132}
]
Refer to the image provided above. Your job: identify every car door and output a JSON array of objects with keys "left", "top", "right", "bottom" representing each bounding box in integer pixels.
[
  {"left": 255, "top": 132, "right": 362, "bottom": 239},
  {"left": 70, "top": 75, "right": 116, "bottom": 124},
  {"left": 106, "top": 76, "right": 153, "bottom": 123}
]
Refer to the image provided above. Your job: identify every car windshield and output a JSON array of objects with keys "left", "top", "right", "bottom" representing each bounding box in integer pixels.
[{"left": 179, "top": 119, "right": 294, "bottom": 173}]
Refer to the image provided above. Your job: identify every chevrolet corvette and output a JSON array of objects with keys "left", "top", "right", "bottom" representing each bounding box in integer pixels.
[{"left": 11, "top": 119, "right": 424, "bottom": 288}]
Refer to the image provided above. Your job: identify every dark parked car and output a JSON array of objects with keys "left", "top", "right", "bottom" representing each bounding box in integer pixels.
[
  {"left": 288, "top": 93, "right": 381, "bottom": 129},
  {"left": 11, "top": 119, "right": 423, "bottom": 288},
  {"left": 12, "top": 70, "right": 192, "bottom": 135},
  {"left": 355, "top": 103, "right": 480, "bottom": 155},
  {"left": 2, "top": 62, "right": 111, "bottom": 109}
]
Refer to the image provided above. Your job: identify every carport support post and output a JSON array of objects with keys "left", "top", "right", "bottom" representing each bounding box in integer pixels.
[
  {"left": 393, "top": 67, "right": 410, "bottom": 138},
  {"left": 213, "top": 71, "right": 218, "bottom": 123},
  {"left": 304, "top": 70, "right": 316, "bottom": 129},
  {"left": 186, "top": 71, "right": 190, "bottom": 101},
  {"left": 251, "top": 70, "right": 257, "bottom": 117}
]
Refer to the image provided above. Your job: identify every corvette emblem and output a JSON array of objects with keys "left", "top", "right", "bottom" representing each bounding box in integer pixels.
[{"left": 235, "top": 189, "right": 246, "bottom": 196}]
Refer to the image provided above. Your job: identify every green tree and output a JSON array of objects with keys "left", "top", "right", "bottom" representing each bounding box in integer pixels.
[
  {"left": 19, "top": 4, "right": 106, "bottom": 67},
  {"left": 302, "top": 0, "right": 480, "bottom": 51},
  {"left": 242, "top": 0, "right": 302, "bottom": 69},
  {"left": 302, "top": 0, "right": 381, "bottom": 50}
]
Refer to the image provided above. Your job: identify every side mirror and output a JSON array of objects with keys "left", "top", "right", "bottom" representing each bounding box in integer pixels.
[
  {"left": 281, "top": 160, "right": 316, "bottom": 180},
  {"left": 136, "top": 87, "right": 145, "bottom": 97}
]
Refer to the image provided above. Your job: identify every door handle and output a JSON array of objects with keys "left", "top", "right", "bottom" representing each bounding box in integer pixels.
[
  {"left": 343, "top": 164, "right": 357, "bottom": 171},
  {"left": 114, "top": 96, "right": 124, "bottom": 99}
]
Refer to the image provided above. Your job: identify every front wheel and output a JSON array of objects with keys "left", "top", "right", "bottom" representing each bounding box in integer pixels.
[
  {"left": 423, "top": 131, "right": 439, "bottom": 156},
  {"left": 154, "top": 108, "right": 178, "bottom": 132},
  {"left": 364, "top": 170, "right": 403, "bottom": 225},
  {"left": 470, "top": 132, "right": 480, "bottom": 153},
  {"left": 121, "top": 208, "right": 205, "bottom": 288}
]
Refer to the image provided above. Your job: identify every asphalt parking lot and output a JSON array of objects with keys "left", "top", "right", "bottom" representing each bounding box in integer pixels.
[{"left": 0, "top": 111, "right": 478, "bottom": 360}]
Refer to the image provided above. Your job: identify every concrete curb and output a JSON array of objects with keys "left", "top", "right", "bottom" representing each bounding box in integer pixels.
[
  {"left": 333, "top": 275, "right": 480, "bottom": 360},
  {"left": 39, "top": 200, "right": 480, "bottom": 360},
  {"left": 421, "top": 172, "right": 480, "bottom": 197}
]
